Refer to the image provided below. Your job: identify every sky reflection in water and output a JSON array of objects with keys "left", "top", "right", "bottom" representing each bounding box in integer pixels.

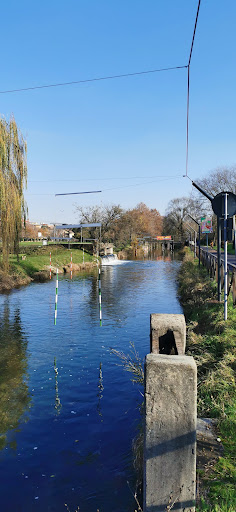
[{"left": 0, "top": 257, "right": 182, "bottom": 512}]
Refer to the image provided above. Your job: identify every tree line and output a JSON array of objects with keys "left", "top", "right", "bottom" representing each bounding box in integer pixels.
[
  {"left": 76, "top": 167, "right": 236, "bottom": 247},
  {"left": 75, "top": 202, "right": 163, "bottom": 249},
  {"left": 1, "top": 114, "right": 235, "bottom": 270}
]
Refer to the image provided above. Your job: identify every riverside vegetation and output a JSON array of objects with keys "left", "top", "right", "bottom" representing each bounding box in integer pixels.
[
  {"left": 114, "top": 249, "right": 235, "bottom": 512},
  {"left": 178, "top": 249, "right": 236, "bottom": 512},
  {"left": 0, "top": 245, "right": 95, "bottom": 292},
  {"left": 1, "top": 245, "right": 235, "bottom": 511}
]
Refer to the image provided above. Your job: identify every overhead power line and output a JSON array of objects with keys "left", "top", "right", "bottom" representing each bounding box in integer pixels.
[
  {"left": 1, "top": 3, "right": 201, "bottom": 188},
  {"left": 28, "top": 174, "right": 181, "bottom": 183},
  {"left": 26, "top": 176, "right": 182, "bottom": 196},
  {"left": 188, "top": 0, "right": 202, "bottom": 68},
  {"left": 102, "top": 176, "right": 180, "bottom": 192},
  {"left": 55, "top": 190, "right": 102, "bottom": 196},
  {"left": 0, "top": 65, "right": 187, "bottom": 95},
  {"left": 54, "top": 176, "right": 181, "bottom": 198},
  {"left": 185, "top": 0, "right": 202, "bottom": 177}
]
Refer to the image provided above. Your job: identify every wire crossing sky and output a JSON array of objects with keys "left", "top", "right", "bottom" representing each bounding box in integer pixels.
[
  {"left": 0, "top": 0, "right": 235, "bottom": 222},
  {"left": 49, "top": 0, "right": 202, "bottom": 199},
  {"left": 0, "top": 65, "right": 187, "bottom": 95},
  {"left": 185, "top": 0, "right": 202, "bottom": 177}
]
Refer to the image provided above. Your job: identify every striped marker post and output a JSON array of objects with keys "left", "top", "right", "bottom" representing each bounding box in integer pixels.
[
  {"left": 54, "top": 268, "right": 58, "bottom": 325},
  {"left": 98, "top": 266, "right": 102, "bottom": 326},
  {"left": 70, "top": 251, "right": 72, "bottom": 280},
  {"left": 50, "top": 252, "right": 52, "bottom": 279}
]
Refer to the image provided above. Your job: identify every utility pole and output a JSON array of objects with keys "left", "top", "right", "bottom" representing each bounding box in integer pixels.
[
  {"left": 184, "top": 221, "right": 197, "bottom": 258},
  {"left": 187, "top": 214, "right": 201, "bottom": 267},
  {"left": 224, "top": 193, "right": 228, "bottom": 320},
  {"left": 217, "top": 217, "right": 221, "bottom": 302}
]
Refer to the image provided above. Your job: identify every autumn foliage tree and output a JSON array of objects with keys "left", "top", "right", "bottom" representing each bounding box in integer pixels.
[
  {"left": 0, "top": 116, "right": 27, "bottom": 270},
  {"left": 126, "top": 203, "right": 163, "bottom": 238},
  {"left": 22, "top": 221, "right": 41, "bottom": 239},
  {"left": 75, "top": 202, "right": 163, "bottom": 248}
]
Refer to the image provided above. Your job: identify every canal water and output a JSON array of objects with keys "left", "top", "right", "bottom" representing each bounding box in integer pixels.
[{"left": 0, "top": 256, "right": 182, "bottom": 512}]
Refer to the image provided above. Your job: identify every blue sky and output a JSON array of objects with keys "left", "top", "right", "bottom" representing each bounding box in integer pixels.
[{"left": 1, "top": 0, "right": 236, "bottom": 223}]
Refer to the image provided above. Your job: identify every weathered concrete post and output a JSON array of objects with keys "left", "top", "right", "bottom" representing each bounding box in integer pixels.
[
  {"left": 144, "top": 314, "right": 197, "bottom": 512},
  {"left": 150, "top": 313, "right": 186, "bottom": 355}
]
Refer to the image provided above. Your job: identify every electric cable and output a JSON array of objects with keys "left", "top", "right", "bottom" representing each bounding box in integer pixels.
[
  {"left": 1, "top": 3, "right": 202, "bottom": 187},
  {"left": 0, "top": 65, "right": 187, "bottom": 95},
  {"left": 28, "top": 174, "right": 182, "bottom": 183},
  {"left": 26, "top": 175, "right": 181, "bottom": 196},
  {"left": 102, "top": 176, "right": 180, "bottom": 193},
  {"left": 188, "top": 0, "right": 202, "bottom": 68},
  {"left": 185, "top": 0, "right": 202, "bottom": 177},
  {"left": 55, "top": 190, "right": 102, "bottom": 196},
  {"left": 53, "top": 176, "right": 181, "bottom": 197}
]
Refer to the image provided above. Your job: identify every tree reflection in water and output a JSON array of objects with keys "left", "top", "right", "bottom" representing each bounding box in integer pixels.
[{"left": 0, "top": 301, "right": 30, "bottom": 450}]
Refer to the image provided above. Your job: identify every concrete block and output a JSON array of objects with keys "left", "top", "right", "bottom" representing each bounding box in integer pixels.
[
  {"left": 144, "top": 354, "right": 197, "bottom": 512},
  {"left": 150, "top": 313, "right": 186, "bottom": 355}
]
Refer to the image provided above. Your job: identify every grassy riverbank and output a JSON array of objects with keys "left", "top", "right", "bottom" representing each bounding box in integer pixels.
[
  {"left": 0, "top": 246, "right": 96, "bottom": 291},
  {"left": 178, "top": 250, "right": 236, "bottom": 512}
]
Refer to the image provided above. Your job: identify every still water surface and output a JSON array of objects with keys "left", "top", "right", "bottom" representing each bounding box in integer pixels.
[{"left": 0, "top": 256, "right": 182, "bottom": 512}]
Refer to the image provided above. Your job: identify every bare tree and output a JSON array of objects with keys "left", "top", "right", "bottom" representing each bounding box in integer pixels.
[
  {"left": 196, "top": 166, "right": 236, "bottom": 197},
  {"left": 163, "top": 197, "right": 198, "bottom": 240},
  {"left": 163, "top": 167, "right": 236, "bottom": 243},
  {"left": 75, "top": 203, "right": 123, "bottom": 242}
]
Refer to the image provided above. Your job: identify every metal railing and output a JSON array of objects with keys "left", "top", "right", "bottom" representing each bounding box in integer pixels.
[{"left": 190, "top": 244, "right": 236, "bottom": 305}]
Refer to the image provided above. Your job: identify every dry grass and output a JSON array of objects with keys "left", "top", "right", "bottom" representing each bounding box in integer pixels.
[
  {"left": 110, "top": 342, "right": 144, "bottom": 386},
  {"left": 0, "top": 268, "right": 31, "bottom": 292}
]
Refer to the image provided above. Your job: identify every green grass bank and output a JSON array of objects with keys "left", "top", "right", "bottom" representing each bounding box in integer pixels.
[
  {"left": 178, "top": 249, "right": 236, "bottom": 512},
  {"left": 0, "top": 245, "right": 96, "bottom": 292}
]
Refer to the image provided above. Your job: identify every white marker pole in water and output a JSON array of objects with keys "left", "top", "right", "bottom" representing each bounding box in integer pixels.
[
  {"left": 70, "top": 251, "right": 72, "bottom": 280},
  {"left": 50, "top": 252, "right": 52, "bottom": 279},
  {"left": 54, "top": 268, "right": 58, "bottom": 325},
  {"left": 98, "top": 266, "right": 102, "bottom": 326}
]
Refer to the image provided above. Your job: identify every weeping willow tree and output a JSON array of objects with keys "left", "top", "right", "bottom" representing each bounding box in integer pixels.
[{"left": 0, "top": 116, "right": 27, "bottom": 271}]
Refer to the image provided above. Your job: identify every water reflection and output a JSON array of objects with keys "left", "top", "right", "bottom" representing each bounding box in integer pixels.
[
  {"left": 156, "top": 254, "right": 172, "bottom": 262},
  {"left": 0, "top": 301, "right": 30, "bottom": 450},
  {"left": 97, "top": 361, "right": 104, "bottom": 422},
  {"left": 92, "top": 253, "right": 181, "bottom": 324},
  {"left": 0, "top": 257, "right": 182, "bottom": 511},
  {"left": 96, "top": 264, "right": 147, "bottom": 323},
  {"left": 54, "top": 357, "right": 62, "bottom": 414}
]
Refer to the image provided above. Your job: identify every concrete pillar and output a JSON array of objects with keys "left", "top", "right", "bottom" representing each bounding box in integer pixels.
[
  {"left": 144, "top": 354, "right": 197, "bottom": 512},
  {"left": 150, "top": 313, "right": 186, "bottom": 355}
]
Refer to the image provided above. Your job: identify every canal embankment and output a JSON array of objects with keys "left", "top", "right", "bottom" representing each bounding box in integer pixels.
[
  {"left": 0, "top": 245, "right": 96, "bottom": 292},
  {"left": 178, "top": 249, "right": 236, "bottom": 511}
]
